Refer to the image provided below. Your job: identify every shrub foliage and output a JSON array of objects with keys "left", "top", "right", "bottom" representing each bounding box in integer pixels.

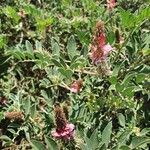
[{"left": 0, "top": 0, "right": 150, "bottom": 149}]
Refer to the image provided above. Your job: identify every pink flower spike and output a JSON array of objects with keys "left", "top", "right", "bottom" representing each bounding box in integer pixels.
[
  {"left": 90, "top": 44, "right": 113, "bottom": 65},
  {"left": 51, "top": 123, "right": 75, "bottom": 140},
  {"left": 107, "top": 0, "right": 116, "bottom": 10},
  {"left": 89, "top": 21, "right": 113, "bottom": 65}
]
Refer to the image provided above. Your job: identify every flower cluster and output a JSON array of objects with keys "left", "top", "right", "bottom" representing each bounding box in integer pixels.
[
  {"left": 107, "top": 0, "right": 116, "bottom": 10},
  {"left": 51, "top": 103, "right": 75, "bottom": 140},
  {"left": 89, "top": 21, "right": 113, "bottom": 65},
  {"left": 51, "top": 123, "right": 75, "bottom": 140},
  {"left": 70, "top": 79, "right": 83, "bottom": 93}
]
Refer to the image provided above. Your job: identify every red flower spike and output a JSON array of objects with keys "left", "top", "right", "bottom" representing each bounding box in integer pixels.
[
  {"left": 89, "top": 21, "right": 113, "bottom": 65},
  {"left": 97, "top": 33, "right": 106, "bottom": 48}
]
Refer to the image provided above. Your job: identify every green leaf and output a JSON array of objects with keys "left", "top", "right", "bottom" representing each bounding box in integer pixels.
[
  {"left": 59, "top": 57, "right": 67, "bottom": 68},
  {"left": 0, "top": 112, "right": 4, "bottom": 122},
  {"left": 142, "top": 49, "right": 150, "bottom": 56},
  {"left": 0, "top": 35, "right": 7, "bottom": 48},
  {"left": 0, "top": 135, "right": 12, "bottom": 142},
  {"left": 81, "top": 44, "right": 89, "bottom": 57},
  {"left": 119, "top": 145, "right": 131, "bottom": 150},
  {"left": 130, "top": 136, "right": 150, "bottom": 149},
  {"left": 107, "top": 31, "right": 115, "bottom": 44},
  {"left": 122, "top": 73, "right": 136, "bottom": 86},
  {"left": 35, "top": 52, "right": 45, "bottom": 61},
  {"left": 15, "top": 51, "right": 25, "bottom": 60},
  {"left": 136, "top": 7, "right": 150, "bottom": 24},
  {"left": 23, "top": 126, "right": 30, "bottom": 141},
  {"left": 26, "top": 40, "right": 33, "bottom": 53},
  {"left": 140, "top": 128, "right": 150, "bottom": 136},
  {"left": 35, "top": 40, "right": 43, "bottom": 51},
  {"left": 122, "top": 86, "right": 134, "bottom": 98},
  {"left": 25, "top": 51, "right": 35, "bottom": 59},
  {"left": 99, "top": 144, "right": 107, "bottom": 150},
  {"left": 115, "top": 83, "right": 124, "bottom": 92},
  {"left": 51, "top": 58, "right": 62, "bottom": 67},
  {"left": 70, "top": 61, "right": 82, "bottom": 69},
  {"left": 118, "top": 129, "right": 132, "bottom": 145},
  {"left": 58, "top": 68, "right": 73, "bottom": 79},
  {"left": 84, "top": 136, "right": 91, "bottom": 149},
  {"left": 120, "top": 9, "right": 135, "bottom": 28},
  {"left": 31, "top": 140, "right": 46, "bottom": 150},
  {"left": 23, "top": 97, "right": 31, "bottom": 115},
  {"left": 36, "top": 17, "right": 53, "bottom": 32},
  {"left": 89, "top": 128, "right": 99, "bottom": 149},
  {"left": 118, "top": 113, "right": 126, "bottom": 127},
  {"left": 41, "top": 90, "right": 49, "bottom": 100},
  {"left": 109, "top": 76, "right": 117, "bottom": 85},
  {"left": 102, "top": 121, "right": 112, "bottom": 148},
  {"left": 7, "top": 129, "right": 17, "bottom": 135},
  {"left": 136, "top": 73, "right": 146, "bottom": 83},
  {"left": 67, "top": 35, "right": 77, "bottom": 60},
  {"left": 51, "top": 38, "right": 60, "bottom": 57},
  {"left": 80, "top": 143, "right": 89, "bottom": 150},
  {"left": 6, "top": 50, "right": 23, "bottom": 60},
  {"left": 30, "top": 103, "right": 36, "bottom": 118},
  {"left": 112, "top": 61, "right": 124, "bottom": 77},
  {"left": 44, "top": 136, "right": 59, "bottom": 150},
  {"left": 3, "top": 6, "right": 20, "bottom": 24}
]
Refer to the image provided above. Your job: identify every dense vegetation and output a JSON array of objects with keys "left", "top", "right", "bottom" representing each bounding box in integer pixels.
[{"left": 0, "top": 0, "right": 150, "bottom": 149}]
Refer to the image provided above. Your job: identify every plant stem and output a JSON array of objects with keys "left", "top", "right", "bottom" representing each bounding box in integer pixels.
[{"left": 75, "top": 69, "right": 98, "bottom": 75}]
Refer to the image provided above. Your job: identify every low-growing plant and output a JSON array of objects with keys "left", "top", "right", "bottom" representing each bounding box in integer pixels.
[{"left": 0, "top": 0, "right": 150, "bottom": 149}]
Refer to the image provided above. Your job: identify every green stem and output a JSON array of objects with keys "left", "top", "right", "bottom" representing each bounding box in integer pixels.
[{"left": 75, "top": 69, "right": 98, "bottom": 75}]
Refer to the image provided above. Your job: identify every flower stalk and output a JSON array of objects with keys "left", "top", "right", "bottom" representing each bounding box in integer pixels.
[{"left": 51, "top": 103, "right": 75, "bottom": 140}]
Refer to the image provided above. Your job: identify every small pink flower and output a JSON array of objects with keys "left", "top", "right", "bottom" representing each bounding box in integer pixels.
[
  {"left": 90, "top": 32, "right": 113, "bottom": 65},
  {"left": 98, "top": 33, "right": 113, "bottom": 60},
  {"left": 70, "top": 80, "right": 83, "bottom": 93},
  {"left": 107, "top": 0, "right": 116, "bottom": 10},
  {"left": 102, "top": 44, "right": 113, "bottom": 57},
  {"left": 51, "top": 123, "right": 75, "bottom": 140}
]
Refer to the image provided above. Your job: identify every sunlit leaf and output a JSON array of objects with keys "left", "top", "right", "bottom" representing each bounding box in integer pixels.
[
  {"left": 44, "top": 136, "right": 59, "bottom": 150},
  {"left": 67, "top": 35, "right": 77, "bottom": 60},
  {"left": 31, "top": 140, "right": 46, "bottom": 150},
  {"left": 102, "top": 121, "right": 112, "bottom": 147}
]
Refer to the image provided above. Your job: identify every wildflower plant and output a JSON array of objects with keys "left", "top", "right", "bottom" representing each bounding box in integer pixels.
[
  {"left": 0, "top": 0, "right": 150, "bottom": 150},
  {"left": 51, "top": 103, "right": 75, "bottom": 140}
]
